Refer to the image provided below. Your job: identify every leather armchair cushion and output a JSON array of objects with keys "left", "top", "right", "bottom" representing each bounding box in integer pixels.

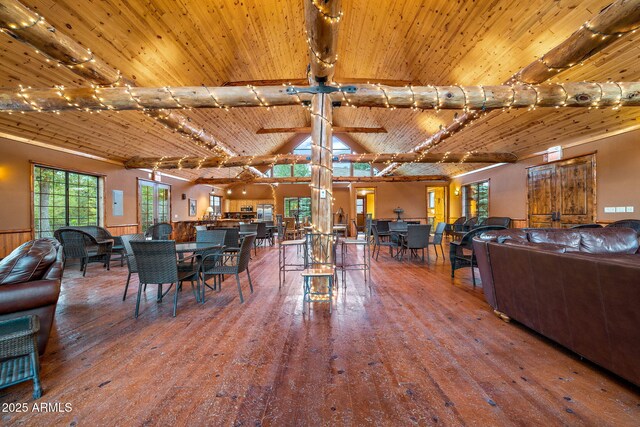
[
  {"left": 528, "top": 230, "right": 581, "bottom": 250},
  {"left": 579, "top": 228, "right": 639, "bottom": 254},
  {"left": 503, "top": 240, "right": 568, "bottom": 253},
  {"left": 0, "top": 239, "right": 59, "bottom": 285}
]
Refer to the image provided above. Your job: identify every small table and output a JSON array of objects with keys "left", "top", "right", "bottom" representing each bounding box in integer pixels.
[{"left": 0, "top": 315, "right": 42, "bottom": 399}]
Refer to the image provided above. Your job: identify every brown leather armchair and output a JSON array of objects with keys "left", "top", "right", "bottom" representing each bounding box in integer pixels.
[{"left": 0, "top": 238, "right": 63, "bottom": 355}]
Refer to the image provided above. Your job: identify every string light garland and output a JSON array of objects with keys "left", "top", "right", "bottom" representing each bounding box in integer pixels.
[
  {"left": 305, "top": 33, "right": 338, "bottom": 68},
  {"left": 310, "top": 0, "right": 343, "bottom": 24}
]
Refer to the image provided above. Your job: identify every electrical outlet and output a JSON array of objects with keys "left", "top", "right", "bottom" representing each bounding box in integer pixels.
[
  {"left": 615, "top": 207, "right": 626, "bottom": 213},
  {"left": 604, "top": 207, "right": 615, "bottom": 213},
  {"left": 626, "top": 206, "right": 634, "bottom": 213}
]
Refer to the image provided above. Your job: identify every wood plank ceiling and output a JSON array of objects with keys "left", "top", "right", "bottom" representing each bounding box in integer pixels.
[{"left": 0, "top": 0, "right": 638, "bottom": 180}]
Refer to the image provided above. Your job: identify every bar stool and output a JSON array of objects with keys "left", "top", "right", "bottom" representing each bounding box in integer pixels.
[
  {"left": 301, "top": 233, "right": 335, "bottom": 313},
  {"left": 278, "top": 237, "right": 307, "bottom": 288},
  {"left": 340, "top": 220, "right": 371, "bottom": 286}
]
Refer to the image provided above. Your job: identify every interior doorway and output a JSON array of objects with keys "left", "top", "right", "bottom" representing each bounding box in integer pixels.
[
  {"left": 356, "top": 187, "right": 376, "bottom": 227},
  {"left": 426, "top": 186, "right": 447, "bottom": 228}
]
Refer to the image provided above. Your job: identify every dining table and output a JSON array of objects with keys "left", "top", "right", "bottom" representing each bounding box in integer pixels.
[{"left": 175, "top": 242, "right": 224, "bottom": 254}]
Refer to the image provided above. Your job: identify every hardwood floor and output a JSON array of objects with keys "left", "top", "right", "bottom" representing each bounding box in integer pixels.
[{"left": 1, "top": 242, "right": 639, "bottom": 426}]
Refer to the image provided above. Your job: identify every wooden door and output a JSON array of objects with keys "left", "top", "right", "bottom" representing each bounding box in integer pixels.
[
  {"left": 555, "top": 156, "right": 595, "bottom": 227},
  {"left": 527, "top": 164, "right": 555, "bottom": 228},
  {"left": 527, "top": 154, "right": 595, "bottom": 228}
]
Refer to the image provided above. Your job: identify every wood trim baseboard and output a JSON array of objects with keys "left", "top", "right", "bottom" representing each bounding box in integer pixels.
[{"left": 105, "top": 223, "right": 139, "bottom": 228}]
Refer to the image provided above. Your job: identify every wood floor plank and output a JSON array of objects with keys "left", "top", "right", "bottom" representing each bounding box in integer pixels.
[{"left": 1, "top": 243, "right": 638, "bottom": 426}]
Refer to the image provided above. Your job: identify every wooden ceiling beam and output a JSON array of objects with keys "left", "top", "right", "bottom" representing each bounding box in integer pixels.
[
  {"left": 0, "top": 0, "right": 264, "bottom": 177},
  {"left": 305, "top": 0, "right": 341, "bottom": 83},
  {"left": 195, "top": 175, "right": 449, "bottom": 185},
  {"left": 3, "top": 82, "right": 639, "bottom": 112},
  {"left": 378, "top": 0, "right": 640, "bottom": 175},
  {"left": 124, "top": 152, "right": 518, "bottom": 170},
  {"left": 223, "top": 78, "right": 419, "bottom": 87},
  {"left": 256, "top": 126, "right": 387, "bottom": 134}
]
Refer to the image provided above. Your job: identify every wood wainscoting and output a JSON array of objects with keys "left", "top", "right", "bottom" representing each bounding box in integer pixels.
[
  {"left": 0, "top": 229, "right": 33, "bottom": 258},
  {"left": 0, "top": 225, "right": 138, "bottom": 258},
  {"left": 105, "top": 224, "right": 139, "bottom": 237}
]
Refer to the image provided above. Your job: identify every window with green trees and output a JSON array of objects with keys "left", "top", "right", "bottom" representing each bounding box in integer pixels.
[
  {"left": 284, "top": 197, "right": 311, "bottom": 219},
  {"left": 462, "top": 180, "right": 489, "bottom": 219},
  {"left": 33, "top": 165, "right": 101, "bottom": 238}
]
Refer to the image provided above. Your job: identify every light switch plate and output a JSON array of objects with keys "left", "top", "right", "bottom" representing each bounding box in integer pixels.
[
  {"left": 615, "top": 207, "right": 626, "bottom": 213},
  {"left": 604, "top": 207, "right": 615, "bottom": 213},
  {"left": 626, "top": 206, "right": 635, "bottom": 213}
]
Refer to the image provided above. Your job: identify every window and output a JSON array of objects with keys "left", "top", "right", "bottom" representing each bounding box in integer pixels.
[
  {"left": 33, "top": 165, "right": 101, "bottom": 238},
  {"left": 356, "top": 198, "right": 364, "bottom": 214},
  {"left": 284, "top": 197, "right": 311, "bottom": 219},
  {"left": 209, "top": 195, "right": 222, "bottom": 216},
  {"left": 269, "top": 136, "right": 376, "bottom": 177},
  {"left": 293, "top": 163, "right": 311, "bottom": 177},
  {"left": 462, "top": 181, "right": 489, "bottom": 219},
  {"left": 272, "top": 164, "right": 292, "bottom": 177},
  {"left": 353, "top": 162, "right": 371, "bottom": 177}
]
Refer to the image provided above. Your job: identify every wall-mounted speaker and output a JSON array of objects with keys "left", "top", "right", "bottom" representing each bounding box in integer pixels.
[{"left": 181, "top": 193, "right": 187, "bottom": 200}]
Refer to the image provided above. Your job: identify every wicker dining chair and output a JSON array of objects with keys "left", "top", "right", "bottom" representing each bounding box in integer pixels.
[
  {"left": 144, "top": 222, "right": 173, "bottom": 240},
  {"left": 430, "top": 222, "right": 447, "bottom": 259},
  {"left": 120, "top": 233, "right": 146, "bottom": 301},
  {"left": 130, "top": 240, "right": 199, "bottom": 317},
  {"left": 199, "top": 234, "right": 255, "bottom": 304},
  {"left": 606, "top": 219, "right": 640, "bottom": 235},
  {"left": 400, "top": 224, "right": 431, "bottom": 262},
  {"left": 450, "top": 225, "right": 507, "bottom": 287},
  {"left": 372, "top": 225, "right": 399, "bottom": 260},
  {"left": 254, "top": 222, "right": 272, "bottom": 246},
  {"left": 54, "top": 228, "right": 113, "bottom": 276}
]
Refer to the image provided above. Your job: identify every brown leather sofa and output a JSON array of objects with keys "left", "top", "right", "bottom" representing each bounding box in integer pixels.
[
  {"left": 472, "top": 227, "right": 640, "bottom": 386},
  {"left": 0, "top": 238, "right": 64, "bottom": 355}
]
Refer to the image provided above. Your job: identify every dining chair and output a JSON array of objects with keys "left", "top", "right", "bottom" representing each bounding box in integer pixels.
[
  {"left": 430, "top": 222, "right": 447, "bottom": 259},
  {"left": 450, "top": 225, "right": 507, "bottom": 288},
  {"left": 144, "top": 222, "right": 173, "bottom": 240},
  {"left": 120, "top": 233, "right": 146, "bottom": 301},
  {"left": 388, "top": 221, "right": 408, "bottom": 247},
  {"left": 199, "top": 234, "right": 255, "bottom": 304},
  {"left": 54, "top": 228, "right": 113, "bottom": 276},
  {"left": 130, "top": 241, "right": 199, "bottom": 317},
  {"left": 255, "top": 222, "right": 272, "bottom": 246},
  {"left": 372, "top": 225, "right": 399, "bottom": 260},
  {"left": 400, "top": 224, "right": 431, "bottom": 262}
]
